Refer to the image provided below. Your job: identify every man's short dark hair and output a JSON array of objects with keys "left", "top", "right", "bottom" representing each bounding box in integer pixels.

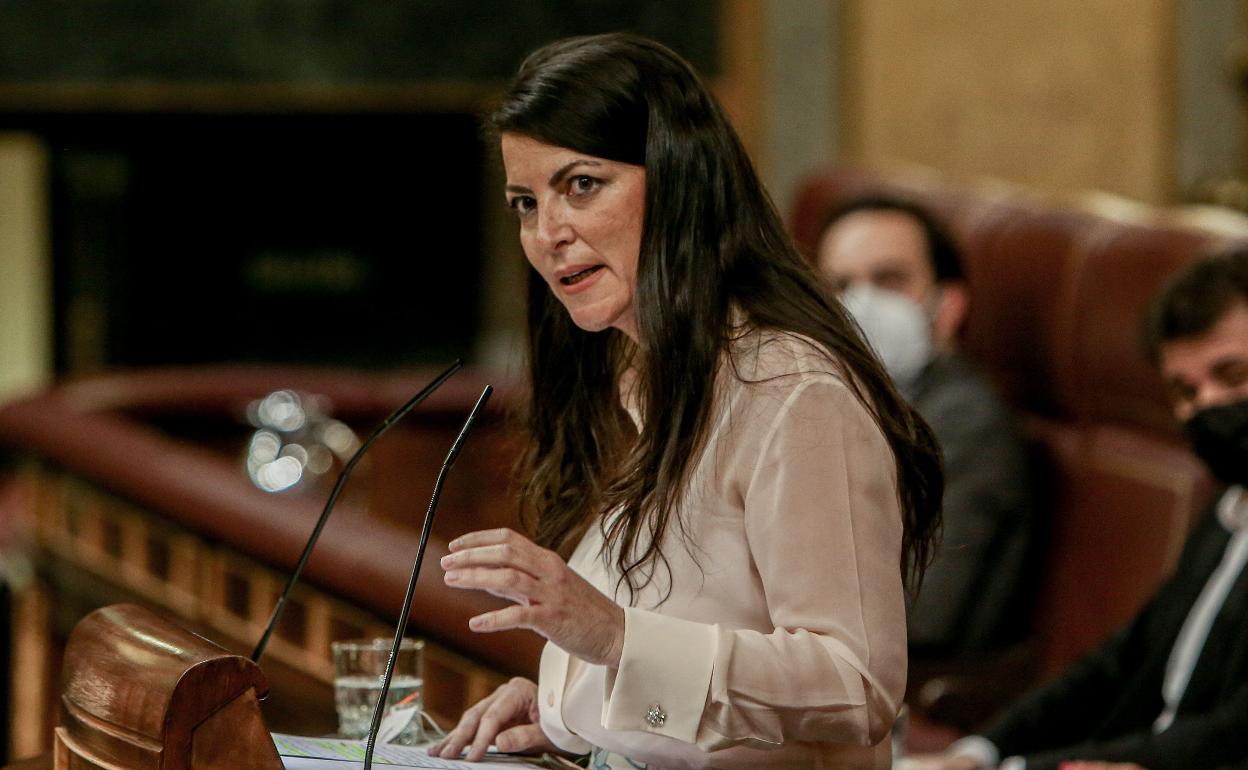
[
  {"left": 820, "top": 195, "right": 965, "bottom": 282},
  {"left": 1143, "top": 248, "right": 1248, "bottom": 365}
]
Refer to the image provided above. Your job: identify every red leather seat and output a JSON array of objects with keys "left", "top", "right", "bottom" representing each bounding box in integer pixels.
[{"left": 791, "top": 166, "right": 1242, "bottom": 736}]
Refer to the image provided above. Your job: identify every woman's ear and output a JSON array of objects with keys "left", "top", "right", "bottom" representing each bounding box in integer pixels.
[{"left": 931, "top": 281, "right": 969, "bottom": 350}]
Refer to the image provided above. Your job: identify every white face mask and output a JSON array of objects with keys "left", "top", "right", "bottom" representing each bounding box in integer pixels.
[{"left": 839, "top": 282, "right": 934, "bottom": 392}]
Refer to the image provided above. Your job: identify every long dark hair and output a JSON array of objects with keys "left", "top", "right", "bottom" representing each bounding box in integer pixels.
[{"left": 492, "top": 33, "right": 942, "bottom": 596}]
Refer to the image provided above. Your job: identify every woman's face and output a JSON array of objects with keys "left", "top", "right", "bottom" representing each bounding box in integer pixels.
[{"left": 501, "top": 133, "right": 646, "bottom": 341}]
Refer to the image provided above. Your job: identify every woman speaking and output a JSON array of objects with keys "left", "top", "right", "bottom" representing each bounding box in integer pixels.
[{"left": 430, "top": 33, "right": 942, "bottom": 769}]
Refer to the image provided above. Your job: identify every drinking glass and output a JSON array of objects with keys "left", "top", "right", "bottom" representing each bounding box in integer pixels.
[{"left": 331, "top": 637, "right": 425, "bottom": 744}]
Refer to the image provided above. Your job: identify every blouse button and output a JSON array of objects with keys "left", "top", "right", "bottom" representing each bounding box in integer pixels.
[
  {"left": 546, "top": 690, "right": 555, "bottom": 708},
  {"left": 644, "top": 703, "right": 667, "bottom": 728}
]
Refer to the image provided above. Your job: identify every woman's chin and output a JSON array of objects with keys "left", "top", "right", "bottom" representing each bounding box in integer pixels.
[
  {"left": 558, "top": 296, "right": 636, "bottom": 339},
  {"left": 566, "top": 306, "right": 623, "bottom": 335},
  {"left": 569, "top": 316, "right": 613, "bottom": 334}
]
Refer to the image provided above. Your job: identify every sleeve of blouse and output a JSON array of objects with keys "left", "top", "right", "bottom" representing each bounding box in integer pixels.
[{"left": 600, "top": 376, "right": 908, "bottom": 750}]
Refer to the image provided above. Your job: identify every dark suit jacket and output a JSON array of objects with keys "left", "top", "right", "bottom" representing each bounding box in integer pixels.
[
  {"left": 981, "top": 498, "right": 1248, "bottom": 770},
  {"left": 907, "top": 351, "right": 1037, "bottom": 653}
]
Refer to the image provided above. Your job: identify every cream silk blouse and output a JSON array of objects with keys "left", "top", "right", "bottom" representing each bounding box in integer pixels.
[{"left": 536, "top": 330, "right": 907, "bottom": 769}]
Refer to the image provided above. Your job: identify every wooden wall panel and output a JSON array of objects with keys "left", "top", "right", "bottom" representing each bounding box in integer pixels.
[
  {"left": 843, "top": 0, "right": 1175, "bottom": 203},
  {"left": 0, "top": 134, "right": 50, "bottom": 404}
]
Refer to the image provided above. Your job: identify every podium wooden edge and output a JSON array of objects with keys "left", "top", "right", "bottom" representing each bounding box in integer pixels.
[{"left": 54, "top": 604, "right": 285, "bottom": 770}]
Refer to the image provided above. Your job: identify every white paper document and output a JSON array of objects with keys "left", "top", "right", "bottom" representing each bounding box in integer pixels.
[{"left": 273, "top": 733, "right": 544, "bottom": 769}]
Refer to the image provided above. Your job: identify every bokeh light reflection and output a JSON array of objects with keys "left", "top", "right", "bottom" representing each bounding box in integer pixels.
[
  {"left": 255, "top": 455, "right": 303, "bottom": 492},
  {"left": 244, "top": 389, "right": 360, "bottom": 494}
]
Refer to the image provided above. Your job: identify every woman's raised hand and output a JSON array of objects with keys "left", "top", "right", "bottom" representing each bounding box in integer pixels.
[
  {"left": 427, "top": 677, "right": 554, "bottom": 761},
  {"left": 441, "top": 528, "right": 625, "bottom": 667}
]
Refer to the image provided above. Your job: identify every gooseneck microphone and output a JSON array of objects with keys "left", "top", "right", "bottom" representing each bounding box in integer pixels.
[
  {"left": 363, "top": 384, "right": 493, "bottom": 770},
  {"left": 250, "top": 359, "right": 464, "bottom": 664}
]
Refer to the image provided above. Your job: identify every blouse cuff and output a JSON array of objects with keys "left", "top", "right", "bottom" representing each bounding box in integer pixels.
[{"left": 602, "top": 606, "right": 717, "bottom": 744}]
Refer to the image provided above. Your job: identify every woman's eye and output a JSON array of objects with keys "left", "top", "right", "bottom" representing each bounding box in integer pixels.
[
  {"left": 508, "top": 196, "right": 536, "bottom": 217},
  {"left": 569, "top": 175, "right": 599, "bottom": 196}
]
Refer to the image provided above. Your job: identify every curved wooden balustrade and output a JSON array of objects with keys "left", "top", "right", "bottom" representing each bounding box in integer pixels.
[{"left": 0, "top": 365, "right": 545, "bottom": 756}]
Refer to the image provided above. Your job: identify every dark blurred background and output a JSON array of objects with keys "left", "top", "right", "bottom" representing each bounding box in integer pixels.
[
  {"left": 0, "top": 0, "right": 719, "bottom": 376},
  {"left": 7, "top": 1, "right": 1247, "bottom": 397},
  {"left": 5, "top": 1, "right": 1248, "bottom": 762}
]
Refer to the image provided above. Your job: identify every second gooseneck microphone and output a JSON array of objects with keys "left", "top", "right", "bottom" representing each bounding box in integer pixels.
[{"left": 362, "top": 384, "right": 494, "bottom": 770}]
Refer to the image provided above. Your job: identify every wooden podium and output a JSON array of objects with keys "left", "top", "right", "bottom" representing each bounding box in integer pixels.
[{"left": 51, "top": 603, "right": 284, "bottom": 770}]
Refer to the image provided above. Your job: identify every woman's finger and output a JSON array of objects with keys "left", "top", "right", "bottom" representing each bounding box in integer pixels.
[
  {"left": 448, "top": 527, "right": 524, "bottom": 553},
  {"left": 468, "top": 603, "right": 534, "bottom": 633},
  {"left": 494, "top": 723, "right": 550, "bottom": 754},
  {"left": 431, "top": 683, "right": 499, "bottom": 758},
  {"left": 445, "top": 566, "right": 540, "bottom": 604},
  {"left": 428, "top": 678, "right": 540, "bottom": 759},
  {"left": 464, "top": 692, "right": 524, "bottom": 762},
  {"left": 442, "top": 538, "right": 554, "bottom": 584},
  {"left": 430, "top": 704, "right": 482, "bottom": 759}
]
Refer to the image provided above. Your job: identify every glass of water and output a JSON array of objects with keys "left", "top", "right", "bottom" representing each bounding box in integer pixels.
[{"left": 331, "top": 637, "right": 425, "bottom": 744}]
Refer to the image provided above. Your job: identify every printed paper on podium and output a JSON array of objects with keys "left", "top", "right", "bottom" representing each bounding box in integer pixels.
[{"left": 273, "top": 733, "right": 547, "bottom": 769}]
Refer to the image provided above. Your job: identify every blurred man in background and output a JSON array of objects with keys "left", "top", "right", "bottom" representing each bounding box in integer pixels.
[
  {"left": 817, "top": 196, "right": 1036, "bottom": 656},
  {"left": 906, "top": 249, "right": 1248, "bottom": 770}
]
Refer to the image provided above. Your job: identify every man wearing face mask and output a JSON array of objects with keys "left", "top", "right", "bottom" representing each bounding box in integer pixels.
[
  {"left": 817, "top": 196, "right": 1036, "bottom": 655},
  {"left": 905, "top": 249, "right": 1248, "bottom": 770}
]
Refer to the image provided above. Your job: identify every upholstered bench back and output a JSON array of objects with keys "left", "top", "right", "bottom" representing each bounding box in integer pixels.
[{"left": 790, "top": 167, "right": 1243, "bottom": 672}]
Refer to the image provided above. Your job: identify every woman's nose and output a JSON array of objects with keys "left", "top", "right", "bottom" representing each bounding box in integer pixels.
[{"left": 536, "top": 204, "right": 574, "bottom": 250}]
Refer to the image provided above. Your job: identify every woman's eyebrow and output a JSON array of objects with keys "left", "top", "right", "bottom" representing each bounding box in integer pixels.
[
  {"left": 505, "top": 159, "right": 605, "bottom": 195},
  {"left": 548, "top": 159, "right": 602, "bottom": 187}
]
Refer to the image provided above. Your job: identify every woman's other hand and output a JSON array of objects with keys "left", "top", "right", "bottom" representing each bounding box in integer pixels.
[
  {"left": 427, "top": 677, "right": 555, "bottom": 761},
  {"left": 441, "top": 528, "right": 625, "bottom": 667}
]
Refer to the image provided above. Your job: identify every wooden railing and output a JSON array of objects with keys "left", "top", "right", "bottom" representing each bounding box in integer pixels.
[{"left": 0, "top": 367, "right": 544, "bottom": 759}]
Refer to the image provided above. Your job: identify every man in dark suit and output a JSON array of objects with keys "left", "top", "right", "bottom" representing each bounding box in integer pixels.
[
  {"left": 907, "top": 250, "right": 1248, "bottom": 770},
  {"left": 818, "top": 196, "right": 1037, "bottom": 656}
]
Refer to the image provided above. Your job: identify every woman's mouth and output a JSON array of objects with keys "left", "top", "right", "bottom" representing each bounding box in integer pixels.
[{"left": 560, "top": 265, "right": 604, "bottom": 285}]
